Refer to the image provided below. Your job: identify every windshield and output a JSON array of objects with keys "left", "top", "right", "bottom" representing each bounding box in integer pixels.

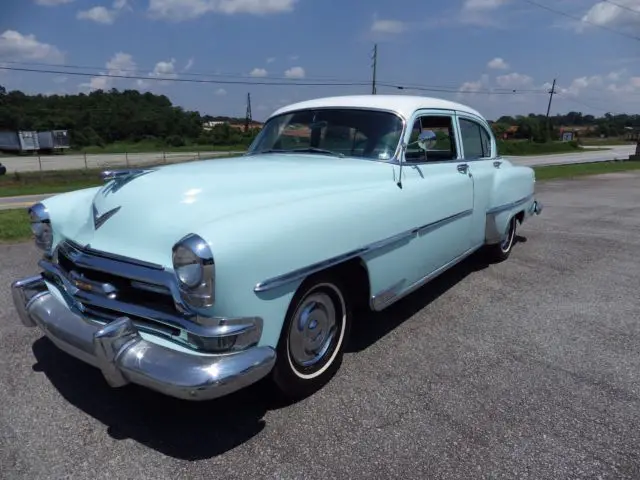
[{"left": 247, "top": 108, "right": 404, "bottom": 161}]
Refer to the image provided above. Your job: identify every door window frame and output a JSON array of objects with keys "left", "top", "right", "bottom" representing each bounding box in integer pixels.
[
  {"left": 455, "top": 112, "right": 498, "bottom": 161},
  {"left": 401, "top": 109, "right": 462, "bottom": 165}
]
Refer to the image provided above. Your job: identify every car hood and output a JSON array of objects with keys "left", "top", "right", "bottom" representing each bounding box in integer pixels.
[{"left": 61, "top": 153, "right": 392, "bottom": 263}]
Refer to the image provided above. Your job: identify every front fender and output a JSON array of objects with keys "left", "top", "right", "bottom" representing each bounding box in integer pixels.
[{"left": 40, "top": 187, "right": 101, "bottom": 251}]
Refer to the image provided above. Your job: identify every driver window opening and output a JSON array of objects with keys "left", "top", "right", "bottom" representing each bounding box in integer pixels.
[{"left": 405, "top": 115, "right": 457, "bottom": 162}]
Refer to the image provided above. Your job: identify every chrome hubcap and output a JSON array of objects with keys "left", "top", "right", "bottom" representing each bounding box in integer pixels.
[{"left": 288, "top": 291, "right": 339, "bottom": 369}]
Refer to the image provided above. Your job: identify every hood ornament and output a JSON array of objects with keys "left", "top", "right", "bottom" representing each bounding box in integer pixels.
[{"left": 93, "top": 205, "right": 121, "bottom": 230}]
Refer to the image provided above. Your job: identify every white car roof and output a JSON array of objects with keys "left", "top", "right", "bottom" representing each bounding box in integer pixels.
[{"left": 269, "top": 95, "right": 485, "bottom": 121}]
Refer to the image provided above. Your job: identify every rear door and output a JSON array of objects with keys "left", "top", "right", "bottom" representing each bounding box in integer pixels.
[{"left": 456, "top": 112, "right": 500, "bottom": 249}]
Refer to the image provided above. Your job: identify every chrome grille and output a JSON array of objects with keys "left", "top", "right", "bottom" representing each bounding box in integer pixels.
[{"left": 42, "top": 239, "right": 198, "bottom": 348}]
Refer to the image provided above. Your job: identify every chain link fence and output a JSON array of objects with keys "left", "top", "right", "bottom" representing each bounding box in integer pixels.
[{"left": 0, "top": 150, "right": 245, "bottom": 174}]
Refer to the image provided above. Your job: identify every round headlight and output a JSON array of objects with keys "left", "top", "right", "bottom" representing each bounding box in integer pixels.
[
  {"left": 171, "top": 233, "right": 215, "bottom": 309},
  {"left": 28, "top": 203, "right": 53, "bottom": 252},
  {"left": 173, "top": 244, "right": 203, "bottom": 288}
]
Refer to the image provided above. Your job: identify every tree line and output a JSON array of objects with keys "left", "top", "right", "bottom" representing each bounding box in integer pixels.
[
  {"left": 0, "top": 85, "right": 258, "bottom": 148},
  {"left": 0, "top": 85, "right": 638, "bottom": 149},
  {"left": 490, "top": 112, "right": 639, "bottom": 143}
]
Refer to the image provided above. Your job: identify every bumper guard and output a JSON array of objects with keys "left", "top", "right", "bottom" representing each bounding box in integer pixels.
[{"left": 11, "top": 275, "right": 276, "bottom": 401}]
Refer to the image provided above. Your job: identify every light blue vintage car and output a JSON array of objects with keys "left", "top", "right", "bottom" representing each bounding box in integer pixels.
[{"left": 12, "top": 95, "right": 542, "bottom": 401}]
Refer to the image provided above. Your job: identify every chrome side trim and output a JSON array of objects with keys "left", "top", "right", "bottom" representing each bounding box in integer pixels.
[
  {"left": 254, "top": 209, "right": 474, "bottom": 293},
  {"left": 371, "top": 244, "right": 483, "bottom": 311},
  {"left": 12, "top": 280, "right": 275, "bottom": 401},
  {"left": 370, "top": 279, "right": 407, "bottom": 311},
  {"left": 486, "top": 194, "right": 533, "bottom": 216}
]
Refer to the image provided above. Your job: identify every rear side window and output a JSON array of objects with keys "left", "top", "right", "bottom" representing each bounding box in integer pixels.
[{"left": 459, "top": 118, "right": 492, "bottom": 159}]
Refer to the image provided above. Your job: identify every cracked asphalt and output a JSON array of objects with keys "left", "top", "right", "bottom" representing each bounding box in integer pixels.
[{"left": 1, "top": 172, "right": 639, "bottom": 479}]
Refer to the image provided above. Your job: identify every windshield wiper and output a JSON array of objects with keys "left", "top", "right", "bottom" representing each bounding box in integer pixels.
[
  {"left": 251, "top": 147, "right": 345, "bottom": 158},
  {"left": 289, "top": 147, "right": 344, "bottom": 158}
]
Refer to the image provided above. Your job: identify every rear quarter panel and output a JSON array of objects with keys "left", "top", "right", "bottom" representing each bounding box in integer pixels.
[{"left": 485, "top": 159, "right": 536, "bottom": 243}]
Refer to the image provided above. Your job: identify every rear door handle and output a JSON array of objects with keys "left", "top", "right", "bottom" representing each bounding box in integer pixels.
[{"left": 457, "top": 163, "right": 469, "bottom": 175}]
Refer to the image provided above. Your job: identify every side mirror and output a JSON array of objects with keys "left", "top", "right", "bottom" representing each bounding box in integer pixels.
[{"left": 417, "top": 130, "right": 437, "bottom": 151}]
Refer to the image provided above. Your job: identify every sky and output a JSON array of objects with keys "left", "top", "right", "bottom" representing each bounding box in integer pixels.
[{"left": 0, "top": 0, "right": 639, "bottom": 121}]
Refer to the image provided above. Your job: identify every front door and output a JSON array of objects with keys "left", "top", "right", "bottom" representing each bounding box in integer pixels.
[{"left": 399, "top": 111, "right": 475, "bottom": 282}]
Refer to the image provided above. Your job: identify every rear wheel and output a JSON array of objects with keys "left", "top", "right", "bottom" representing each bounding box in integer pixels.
[
  {"left": 272, "top": 272, "right": 352, "bottom": 401},
  {"left": 485, "top": 215, "right": 517, "bottom": 263}
]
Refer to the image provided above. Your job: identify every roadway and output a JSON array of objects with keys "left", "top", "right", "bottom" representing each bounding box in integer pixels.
[{"left": 2, "top": 172, "right": 640, "bottom": 478}]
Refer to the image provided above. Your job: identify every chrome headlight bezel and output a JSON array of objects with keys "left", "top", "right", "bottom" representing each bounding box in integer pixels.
[
  {"left": 171, "top": 233, "right": 215, "bottom": 309},
  {"left": 28, "top": 203, "right": 53, "bottom": 253}
]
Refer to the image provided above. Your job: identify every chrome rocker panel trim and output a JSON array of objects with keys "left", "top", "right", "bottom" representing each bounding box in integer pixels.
[
  {"left": 11, "top": 276, "right": 276, "bottom": 401},
  {"left": 254, "top": 209, "right": 473, "bottom": 293}
]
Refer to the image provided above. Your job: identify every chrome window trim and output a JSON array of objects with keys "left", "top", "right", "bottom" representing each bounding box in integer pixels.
[
  {"left": 246, "top": 106, "right": 408, "bottom": 165},
  {"left": 254, "top": 209, "right": 474, "bottom": 293},
  {"left": 455, "top": 111, "right": 498, "bottom": 161}
]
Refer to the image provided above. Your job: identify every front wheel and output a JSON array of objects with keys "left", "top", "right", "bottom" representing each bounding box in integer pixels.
[
  {"left": 485, "top": 215, "right": 517, "bottom": 263},
  {"left": 271, "top": 272, "right": 352, "bottom": 401}
]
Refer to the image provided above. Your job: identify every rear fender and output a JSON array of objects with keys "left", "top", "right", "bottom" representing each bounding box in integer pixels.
[{"left": 485, "top": 163, "right": 535, "bottom": 244}]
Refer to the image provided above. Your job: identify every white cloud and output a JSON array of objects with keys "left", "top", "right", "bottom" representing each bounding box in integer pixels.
[
  {"left": 371, "top": 19, "right": 406, "bottom": 34},
  {"left": 53, "top": 75, "right": 67, "bottom": 84},
  {"left": 77, "top": 6, "right": 117, "bottom": 24},
  {"left": 266, "top": 57, "right": 276, "bottom": 63},
  {"left": 215, "top": 88, "right": 227, "bottom": 95},
  {"left": 79, "top": 51, "right": 136, "bottom": 90},
  {"left": 459, "top": 74, "right": 490, "bottom": 95},
  {"left": 148, "top": 0, "right": 298, "bottom": 21},
  {"left": 580, "top": 0, "right": 640, "bottom": 31},
  {"left": 496, "top": 72, "right": 534, "bottom": 88},
  {"left": 463, "top": 0, "right": 510, "bottom": 10},
  {"left": 77, "top": 0, "right": 129, "bottom": 24},
  {"left": 250, "top": 67, "right": 268, "bottom": 77},
  {"left": 487, "top": 57, "right": 509, "bottom": 70},
  {"left": 0, "top": 30, "right": 64, "bottom": 63},
  {"left": 183, "top": 57, "right": 194, "bottom": 71},
  {"left": 284, "top": 66, "right": 305, "bottom": 79},
  {"left": 289, "top": 54, "right": 299, "bottom": 61},
  {"left": 150, "top": 58, "right": 177, "bottom": 79},
  {"left": 35, "top": 0, "right": 75, "bottom": 5}
]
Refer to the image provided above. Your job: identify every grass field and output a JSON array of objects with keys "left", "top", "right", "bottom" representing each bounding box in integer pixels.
[
  {"left": 578, "top": 137, "right": 636, "bottom": 146},
  {"left": 72, "top": 141, "right": 248, "bottom": 154},
  {"left": 2, "top": 159, "right": 639, "bottom": 243},
  {"left": 0, "top": 169, "right": 102, "bottom": 198}
]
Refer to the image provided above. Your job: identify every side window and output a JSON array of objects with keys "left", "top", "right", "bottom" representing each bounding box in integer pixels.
[
  {"left": 405, "top": 115, "right": 457, "bottom": 162},
  {"left": 459, "top": 118, "right": 493, "bottom": 159}
]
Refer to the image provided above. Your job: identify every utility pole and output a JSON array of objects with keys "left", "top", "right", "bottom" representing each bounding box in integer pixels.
[
  {"left": 545, "top": 78, "right": 556, "bottom": 141},
  {"left": 371, "top": 44, "right": 378, "bottom": 95},
  {"left": 245, "top": 92, "right": 252, "bottom": 132}
]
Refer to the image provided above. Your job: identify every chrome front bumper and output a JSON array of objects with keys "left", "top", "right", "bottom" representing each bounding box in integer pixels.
[{"left": 11, "top": 275, "right": 276, "bottom": 401}]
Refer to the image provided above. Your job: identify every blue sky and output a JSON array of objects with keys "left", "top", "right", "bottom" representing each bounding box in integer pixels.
[{"left": 1, "top": 0, "right": 639, "bottom": 121}]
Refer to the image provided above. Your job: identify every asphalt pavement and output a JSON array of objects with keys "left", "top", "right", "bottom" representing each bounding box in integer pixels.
[{"left": 1, "top": 172, "right": 639, "bottom": 479}]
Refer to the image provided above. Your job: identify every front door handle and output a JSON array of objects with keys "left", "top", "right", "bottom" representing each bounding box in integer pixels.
[{"left": 457, "top": 163, "right": 469, "bottom": 175}]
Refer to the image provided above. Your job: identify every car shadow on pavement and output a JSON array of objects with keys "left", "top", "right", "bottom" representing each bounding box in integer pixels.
[
  {"left": 31, "top": 337, "right": 287, "bottom": 460},
  {"left": 346, "top": 250, "right": 493, "bottom": 353}
]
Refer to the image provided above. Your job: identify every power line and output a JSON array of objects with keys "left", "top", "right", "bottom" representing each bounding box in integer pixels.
[
  {"left": 0, "top": 64, "right": 551, "bottom": 96},
  {"left": 602, "top": 0, "right": 640, "bottom": 15},
  {"left": 517, "top": 0, "right": 640, "bottom": 41}
]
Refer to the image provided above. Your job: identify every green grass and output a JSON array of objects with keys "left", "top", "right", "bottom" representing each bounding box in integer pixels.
[
  {"left": 578, "top": 137, "right": 636, "bottom": 146},
  {"left": 497, "top": 140, "right": 584, "bottom": 156},
  {"left": 0, "top": 209, "right": 32, "bottom": 243},
  {"left": 0, "top": 169, "right": 103, "bottom": 198},
  {"left": 533, "top": 159, "right": 640, "bottom": 181}
]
